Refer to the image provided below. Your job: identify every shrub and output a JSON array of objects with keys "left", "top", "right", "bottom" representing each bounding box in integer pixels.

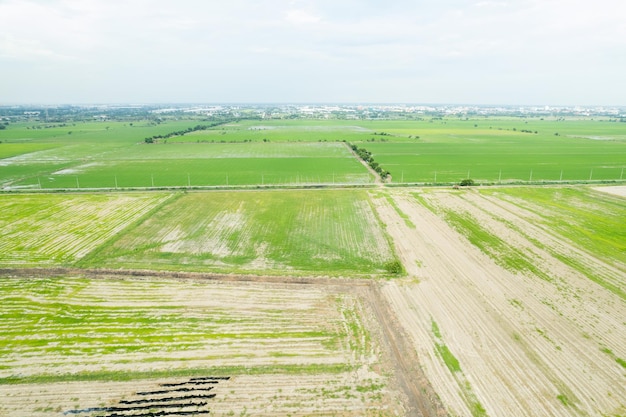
[{"left": 384, "top": 260, "right": 403, "bottom": 274}]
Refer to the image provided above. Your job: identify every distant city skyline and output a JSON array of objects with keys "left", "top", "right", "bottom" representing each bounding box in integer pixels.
[{"left": 1, "top": 0, "right": 625, "bottom": 106}]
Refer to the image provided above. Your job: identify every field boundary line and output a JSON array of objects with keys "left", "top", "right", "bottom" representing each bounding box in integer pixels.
[
  {"left": 362, "top": 282, "right": 448, "bottom": 417},
  {"left": 3, "top": 179, "right": 626, "bottom": 195},
  {"left": 72, "top": 193, "right": 182, "bottom": 267},
  {"left": 0, "top": 267, "right": 373, "bottom": 287}
]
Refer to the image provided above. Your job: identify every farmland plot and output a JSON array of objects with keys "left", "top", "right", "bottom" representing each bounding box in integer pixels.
[
  {"left": 7, "top": 142, "right": 373, "bottom": 189},
  {"left": 0, "top": 193, "right": 171, "bottom": 265},
  {"left": 365, "top": 136, "right": 626, "bottom": 184},
  {"left": 163, "top": 119, "right": 377, "bottom": 143},
  {"left": 373, "top": 188, "right": 625, "bottom": 417},
  {"left": 85, "top": 190, "right": 396, "bottom": 276},
  {"left": 0, "top": 275, "right": 404, "bottom": 416}
]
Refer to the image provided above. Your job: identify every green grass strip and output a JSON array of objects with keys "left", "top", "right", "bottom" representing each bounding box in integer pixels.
[
  {"left": 383, "top": 194, "right": 415, "bottom": 228},
  {"left": 435, "top": 343, "right": 461, "bottom": 373},
  {"left": 441, "top": 208, "right": 553, "bottom": 282},
  {"left": 0, "top": 363, "right": 353, "bottom": 385}
]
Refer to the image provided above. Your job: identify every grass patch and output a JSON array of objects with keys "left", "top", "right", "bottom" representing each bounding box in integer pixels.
[
  {"left": 431, "top": 319, "right": 442, "bottom": 339},
  {"left": 435, "top": 344, "right": 461, "bottom": 373},
  {"left": 557, "top": 394, "right": 571, "bottom": 406},
  {"left": 431, "top": 319, "right": 487, "bottom": 416},
  {"left": 600, "top": 347, "right": 626, "bottom": 369},
  {"left": 0, "top": 363, "right": 353, "bottom": 385}
]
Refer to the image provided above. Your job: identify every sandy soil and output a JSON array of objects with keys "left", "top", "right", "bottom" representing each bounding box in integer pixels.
[
  {"left": 1, "top": 373, "right": 402, "bottom": 417},
  {"left": 372, "top": 189, "right": 625, "bottom": 417},
  {"left": 593, "top": 185, "right": 626, "bottom": 198}
]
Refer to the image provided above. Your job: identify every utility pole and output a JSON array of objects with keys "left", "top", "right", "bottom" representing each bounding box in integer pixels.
[{"left": 529, "top": 170, "right": 533, "bottom": 182}]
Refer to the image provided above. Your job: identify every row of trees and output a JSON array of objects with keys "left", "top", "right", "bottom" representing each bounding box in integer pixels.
[
  {"left": 348, "top": 143, "right": 390, "bottom": 181},
  {"left": 144, "top": 122, "right": 228, "bottom": 143}
]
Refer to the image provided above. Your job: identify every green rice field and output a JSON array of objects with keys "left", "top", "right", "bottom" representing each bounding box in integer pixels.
[
  {"left": 0, "top": 189, "right": 395, "bottom": 276},
  {"left": 80, "top": 189, "right": 395, "bottom": 275},
  {"left": 0, "top": 193, "right": 172, "bottom": 266},
  {"left": 2, "top": 141, "right": 372, "bottom": 189},
  {"left": 2, "top": 117, "right": 625, "bottom": 189}
]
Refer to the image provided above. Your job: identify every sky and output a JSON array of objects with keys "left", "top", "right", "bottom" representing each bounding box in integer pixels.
[{"left": 1, "top": 0, "right": 625, "bottom": 105}]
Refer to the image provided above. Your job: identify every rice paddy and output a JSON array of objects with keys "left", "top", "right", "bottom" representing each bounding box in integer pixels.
[
  {"left": 80, "top": 189, "right": 396, "bottom": 276},
  {"left": 2, "top": 117, "right": 624, "bottom": 189},
  {"left": 0, "top": 189, "right": 395, "bottom": 276}
]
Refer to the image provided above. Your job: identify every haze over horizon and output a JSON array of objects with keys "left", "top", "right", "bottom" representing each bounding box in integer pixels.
[{"left": 1, "top": 0, "right": 625, "bottom": 106}]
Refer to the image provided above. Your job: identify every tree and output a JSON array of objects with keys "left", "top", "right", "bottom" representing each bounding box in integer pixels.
[{"left": 459, "top": 178, "right": 475, "bottom": 186}]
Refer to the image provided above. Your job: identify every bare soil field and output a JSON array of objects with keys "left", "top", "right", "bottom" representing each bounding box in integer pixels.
[
  {"left": 371, "top": 188, "right": 625, "bottom": 417},
  {"left": 594, "top": 185, "right": 626, "bottom": 198},
  {"left": 1, "top": 185, "right": 624, "bottom": 417},
  {"left": 0, "top": 271, "right": 444, "bottom": 417}
]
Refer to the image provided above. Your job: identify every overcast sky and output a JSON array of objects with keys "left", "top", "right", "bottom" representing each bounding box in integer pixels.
[{"left": 1, "top": 0, "right": 625, "bottom": 105}]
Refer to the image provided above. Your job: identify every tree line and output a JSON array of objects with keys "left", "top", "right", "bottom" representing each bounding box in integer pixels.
[
  {"left": 144, "top": 121, "right": 231, "bottom": 143},
  {"left": 348, "top": 143, "right": 390, "bottom": 181}
]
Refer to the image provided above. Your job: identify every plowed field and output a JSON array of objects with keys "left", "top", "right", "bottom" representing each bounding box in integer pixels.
[
  {"left": 0, "top": 274, "right": 417, "bottom": 416},
  {"left": 1, "top": 186, "right": 624, "bottom": 417},
  {"left": 372, "top": 187, "right": 625, "bottom": 416}
]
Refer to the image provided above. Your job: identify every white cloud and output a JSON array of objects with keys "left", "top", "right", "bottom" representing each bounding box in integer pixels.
[
  {"left": 0, "top": 35, "right": 77, "bottom": 61},
  {"left": 285, "top": 9, "right": 321, "bottom": 24},
  {"left": 0, "top": 0, "right": 624, "bottom": 104}
]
